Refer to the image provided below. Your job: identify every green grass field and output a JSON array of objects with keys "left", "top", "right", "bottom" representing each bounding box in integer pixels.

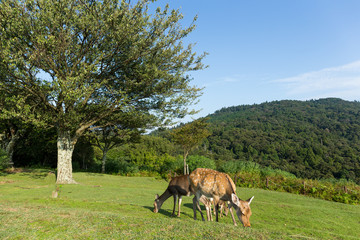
[{"left": 0, "top": 169, "right": 359, "bottom": 239}]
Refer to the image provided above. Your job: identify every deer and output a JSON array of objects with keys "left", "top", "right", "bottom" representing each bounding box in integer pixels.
[
  {"left": 189, "top": 168, "right": 254, "bottom": 227},
  {"left": 213, "top": 199, "right": 229, "bottom": 218},
  {"left": 153, "top": 174, "right": 212, "bottom": 220},
  {"left": 201, "top": 198, "right": 228, "bottom": 221}
]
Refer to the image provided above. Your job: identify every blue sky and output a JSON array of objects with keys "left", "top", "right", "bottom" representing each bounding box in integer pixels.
[{"left": 156, "top": 0, "right": 360, "bottom": 122}]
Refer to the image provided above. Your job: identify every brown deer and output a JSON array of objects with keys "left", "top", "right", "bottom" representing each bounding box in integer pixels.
[
  {"left": 213, "top": 199, "right": 229, "bottom": 218},
  {"left": 153, "top": 175, "right": 212, "bottom": 220},
  {"left": 189, "top": 168, "right": 254, "bottom": 227}
]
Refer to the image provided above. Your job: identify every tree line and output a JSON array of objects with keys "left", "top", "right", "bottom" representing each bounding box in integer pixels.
[{"left": 3, "top": 98, "right": 360, "bottom": 185}]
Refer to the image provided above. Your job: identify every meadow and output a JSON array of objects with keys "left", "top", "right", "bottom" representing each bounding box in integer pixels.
[{"left": 0, "top": 169, "right": 359, "bottom": 239}]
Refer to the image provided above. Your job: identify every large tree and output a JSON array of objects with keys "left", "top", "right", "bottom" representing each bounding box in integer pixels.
[{"left": 0, "top": 0, "right": 206, "bottom": 183}]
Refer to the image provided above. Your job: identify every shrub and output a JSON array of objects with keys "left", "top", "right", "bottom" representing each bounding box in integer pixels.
[
  {"left": 104, "top": 157, "right": 139, "bottom": 175},
  {"left": 187, "top": 155, "right": 216, "bottom": 172},
  {"left": 0, "top": 149, "right": 9, "bottom": 170},
  {"left": 160, "top": 155, "right": 183, "bottom": 175}
]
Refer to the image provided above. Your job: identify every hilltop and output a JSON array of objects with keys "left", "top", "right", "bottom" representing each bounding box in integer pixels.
[{"left": 202, "top": 98, "right": 360, "bottom": 183}]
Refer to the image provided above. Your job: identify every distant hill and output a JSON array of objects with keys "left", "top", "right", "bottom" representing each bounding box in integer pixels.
[{"left": 203, "top": 98, "right": 360, "bottom": 183}]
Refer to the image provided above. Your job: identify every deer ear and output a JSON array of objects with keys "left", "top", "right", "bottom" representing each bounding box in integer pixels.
[
  {"left": 247, "top": 196, "right": 254, "bottom": 205},
  {"left": 231, "top": 193, "right": 240, "bottom": 206},
  {"left": 155, "top": 194, "right": 159, "bottom": 200}
]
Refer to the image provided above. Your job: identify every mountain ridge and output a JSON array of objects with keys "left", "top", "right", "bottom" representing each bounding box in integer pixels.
[{"left": 202, "top": 98, "right": 360, "bottom": 183}]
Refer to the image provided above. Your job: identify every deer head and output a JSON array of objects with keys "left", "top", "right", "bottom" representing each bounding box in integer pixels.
[
  {"left": 231, "top": 194, "right": 254, "bottom": 227},
  {"left": 153, "top": 194, "right": 161, "bottom": 213}
]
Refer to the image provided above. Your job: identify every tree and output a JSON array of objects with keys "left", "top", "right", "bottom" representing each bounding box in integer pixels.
[
  {"left": 171, "top": 118, "right": 210, "bottom": 174},
  {"left": 72, "top": 136, "right": 94, "bottom": 171},
  {"left": 0, "top": 78, "right": 29, "bottom": 169},
  {"left": 0, "top": 0, "right": 206, "bottom": 183},
  {"left": 0, "top": 121, "right": 21, "bottom": 168},
  {"left": 86, "top": 112, "right": 146, "bottom": 173}
]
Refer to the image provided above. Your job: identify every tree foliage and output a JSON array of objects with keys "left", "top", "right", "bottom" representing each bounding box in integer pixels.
[
  {"left": 86, "top": 111, "right": 146, "bottom": 173},
  {"left": 170, "top": 117, "right": 210, "bottom": 174},
  {"left": 0, "top": 0, "right": 206, "bottom": 183}
]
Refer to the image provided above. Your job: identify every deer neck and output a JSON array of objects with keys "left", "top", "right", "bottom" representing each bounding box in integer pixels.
[{"left": 156, "top": 189, "right": 173, "bottom": 208}]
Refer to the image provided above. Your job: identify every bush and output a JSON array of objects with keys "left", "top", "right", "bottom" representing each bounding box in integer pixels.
[
  {"left": 160, "top": 155, "right": 183, "bottom": 175},
  {"left": 187, "top": 155, "right": 216, "bottom": 172},
  {"left": 0, "top": 149, "right": 9, "bottom": 170},
  {"left": 228, "top": 167, "right": 360, "bottom": 205},
  {"left": 105, "top": 157, "right": 139, "bottom": 175}
]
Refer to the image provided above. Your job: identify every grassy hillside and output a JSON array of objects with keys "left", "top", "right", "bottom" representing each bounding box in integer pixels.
[
  {"left": 204, "top": 98, "right": 360, "bottom": 183},
  {"left": 1, "top": 169, "right": 359, "bottom": 239}
]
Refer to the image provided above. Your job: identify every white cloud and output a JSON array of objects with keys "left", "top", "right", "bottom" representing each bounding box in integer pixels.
[{"left": 273, "top": 61, "right": 360, "bottom": 100}]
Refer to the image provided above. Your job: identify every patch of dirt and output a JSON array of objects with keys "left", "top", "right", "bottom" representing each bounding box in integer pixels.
[
  {"left": 3, "top": 207, "right": 18, "bottom": 212},
  {"left": 59, "top": 213, "right": 72, "bottom": 218},
  {"left": 5, "top": 168, "right": 31, "bottom": 173},
  {"left": 0, "top": 180, "right": 15, "bottom": 184}
]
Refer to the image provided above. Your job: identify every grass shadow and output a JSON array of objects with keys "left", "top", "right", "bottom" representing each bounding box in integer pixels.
[
  {"left": 183, "top": 203, "right": 207, "bottom": 211},
  {"left": 142, "top": 205, "right": 172, "bottom": 217},
  {"left": 142, "top": 205, "right": 198, "bottom": 219},
  {"left": 3, "top": 168, "right": 54, "bottom": 179},
  {"left": 0, "top": 171, "right": 9, "bottom": 176},
  {"left": 84, "top": 172, "right": 104, "bottom": 177}
]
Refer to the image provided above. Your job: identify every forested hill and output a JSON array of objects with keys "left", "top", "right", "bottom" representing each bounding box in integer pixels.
[{"left": 204, "top": 98, "right": 360, "bottom": 183}]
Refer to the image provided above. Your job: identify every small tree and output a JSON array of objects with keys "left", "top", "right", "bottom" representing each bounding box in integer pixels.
[
  {"left": 0, "top": 0, "right": 206, "bottom": 183},
  {"left": 0, "top": 122, "right": 21, "bottom": 168},
  {"left": 86, "top": 111, "right": 153, "bottom": 173},
  {"left": 171, "top": 118, "right": 210, "bottom": 174}
]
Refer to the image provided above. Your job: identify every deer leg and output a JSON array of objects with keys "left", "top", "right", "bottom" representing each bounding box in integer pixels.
[
  {"left": 200, "top": 196, "right": 213, "bottom": 221},
  {"left": 192, "top": 196, "right": 197, "bottom": 220},
  {"left": 193, "top": 196, "right": 205, "bottom": 221},
  {"left": 224, "top": 202, "right": 229, "bottom": 216},
  {"left": 219, "top": 202, "right": 224, "bottom": 218},
  {"left": 204, "top": 201, "right": 211, "bottom": 221},
  {"left": 172, "top": 195, "right": 177, "bottom": 216},
  {"left": 212, "top": 199, "right": 216, "bottom": 216},
  {"left": 215, "top": 202, "right": 219, "bottom": 222},
  {"left": 228, "top": 203, "right": 238, "bottom": 226},
  {"left": 177, "top": 195, "right": 182, "bottom": 217},
  {"left": 208, "top": 202, "right": 213, "bottom": 221}
]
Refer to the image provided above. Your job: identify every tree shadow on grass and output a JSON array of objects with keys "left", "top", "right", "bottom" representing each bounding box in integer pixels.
[
  {"left": 84, "top": 172, "right": 104, "bottom": 177},
  {"left": 6, "top": 168, "right": 55, "bottom": 179}
]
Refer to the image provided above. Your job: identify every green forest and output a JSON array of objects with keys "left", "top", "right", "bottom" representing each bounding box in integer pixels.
[
  {"left": 2, "top": 98, "right": 359, "bottom": 182},
  {"left": 2, "top": 98, "right": 360, "bottom": 204},
  {"left": 204, "top": 98, "right": 360, "bottom": 183}
]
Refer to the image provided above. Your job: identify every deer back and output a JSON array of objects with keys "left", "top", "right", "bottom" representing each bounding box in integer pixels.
[
  {"left": 168, "top": 174, "right": 191, "bottom": 196},
  {"left": 189, "top": 168, "right": 235, "bottom": 201}
]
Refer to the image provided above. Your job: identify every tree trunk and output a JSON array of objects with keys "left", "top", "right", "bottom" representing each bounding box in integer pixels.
[
  {"left": 183, "top": 150, "right": 189, "bottom": 175},
  {"left": 101, "top": 149, "right": 108, "bottom": 173},
  {"left": 5, "top": 128, "right": 20, "bottom": 168},
  {"left": 56, "top": 130, "right": 77, "bottom": 184}
]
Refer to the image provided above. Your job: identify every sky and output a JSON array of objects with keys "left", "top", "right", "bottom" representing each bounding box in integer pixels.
[{"left": 154, "top": 0, "right": 360, "bottom": 122}]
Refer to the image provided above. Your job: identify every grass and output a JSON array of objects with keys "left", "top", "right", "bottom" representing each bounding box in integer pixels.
[{"left": 0, "top": 169, "right": 359, "bottom": 239}]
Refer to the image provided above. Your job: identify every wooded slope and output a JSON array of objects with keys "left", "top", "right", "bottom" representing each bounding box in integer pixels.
[{"left": 204, "top": 98, "right": 360, "bottom": 183}]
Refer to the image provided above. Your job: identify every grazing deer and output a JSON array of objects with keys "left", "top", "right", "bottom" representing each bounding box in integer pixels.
[
  {"left": 189, "top": 168, "right": 254, "bottom": 227},
  {"left": 213, "top": 199, "right": 229, "bottom": 218},
  {"left": 153, "top": 175, "right": 212, "bottom": 220}
]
